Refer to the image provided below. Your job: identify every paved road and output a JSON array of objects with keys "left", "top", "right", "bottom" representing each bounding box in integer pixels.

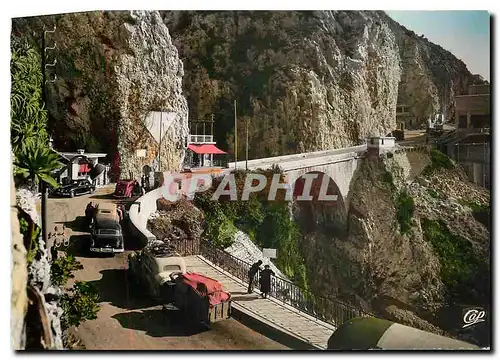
[{"left": 46, "top": 186, "right": 288, "bottom": 350}]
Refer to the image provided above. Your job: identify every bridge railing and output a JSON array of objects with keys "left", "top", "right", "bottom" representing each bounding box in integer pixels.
[{"left": 172, "top": 238, "right": 369, "bottom": 327}]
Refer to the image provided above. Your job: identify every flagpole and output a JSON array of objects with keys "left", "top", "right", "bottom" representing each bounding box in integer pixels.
[{"left": 234, "top": 100, "right": 237, "bottom": 171}]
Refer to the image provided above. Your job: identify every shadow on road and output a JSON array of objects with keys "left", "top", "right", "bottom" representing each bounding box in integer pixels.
[
  {"left": 112, "top": 309, "right": 209, "bottom": 337},
  {"left": 231, "top": 295, "right": 261, "bottom": 302},
  {"left": 55, "top": 216, "right": 87, "bottom": 232},
  {"left": 64, "top": 234, "right": 114, "bottom": 259},
  {"left": 89, "top": 193, "right": 116, "bottom": 200},
  {"left": 87, "top": 269, "right": 158, "bottom": 310}
]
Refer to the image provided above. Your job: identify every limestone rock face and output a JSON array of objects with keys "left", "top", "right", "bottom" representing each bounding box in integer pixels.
[
  {"left": 11, "top": 177, "right": 28, "bottom": 350},
  {"left": 384, "top": 16, "right": 482, "bottom": 125},
  {"left": 15, "top": 188, "right": 64, "bottom": 349},
  {"left": 12, "top": 11, "right": 188, "bottom": 179},
  {"left": 164, "top": 11, "right": 401, "bottom": 158},
  {"left": 162, "top": 11, "right": 477, "bottom": 158},
  {"left": 297, "top": 152, "right": 489, "bottom": 338}
]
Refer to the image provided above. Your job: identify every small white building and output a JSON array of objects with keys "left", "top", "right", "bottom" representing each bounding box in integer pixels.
[
  {"left": 55, "top": 149, "right": 109, "bottom": 187},
  {"left": 366, "top": 136, "right": 396, "bottom": 155}
]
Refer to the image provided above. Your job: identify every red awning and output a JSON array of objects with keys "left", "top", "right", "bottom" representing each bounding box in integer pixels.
[
  {"left": 79, "top": 163, "right": 91, "bottom": 173},
  {"left": 188, "top": 144, "right": 227, "bottom": 155}
]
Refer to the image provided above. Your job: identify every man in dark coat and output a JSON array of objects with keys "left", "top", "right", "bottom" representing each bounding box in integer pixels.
[
  {"left": 247, "top": 260, "right": 262, "bottom": 294},
  {"left": 259, "top": 265, "right": 275, "bottom": 299},
  {"left": 85, "top": 202, "right": 94, "bottom": 228}
]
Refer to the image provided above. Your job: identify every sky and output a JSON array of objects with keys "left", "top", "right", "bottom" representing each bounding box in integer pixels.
[{"left": 386, "top": 11, "right": 491, "bottom": 81}]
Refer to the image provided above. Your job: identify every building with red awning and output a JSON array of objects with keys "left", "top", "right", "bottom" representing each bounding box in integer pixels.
[{"left": 185, "top": 118, "right": 228, "bottom": 168}]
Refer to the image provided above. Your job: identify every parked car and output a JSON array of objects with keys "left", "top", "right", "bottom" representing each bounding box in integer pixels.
[
  {"left": 51, "top": 179, "right": 95, "bottom": 198},
  {"left": 89, "top": 203, "right": 124, "bottom": 254},
  {"left": 128, "top": 244, "right": 187, "bottom": 302},
  {"left": 114, "top": 179, "right": 142, "bottom": 198}
]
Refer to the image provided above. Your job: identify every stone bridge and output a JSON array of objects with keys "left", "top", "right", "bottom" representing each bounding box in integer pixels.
[{"left": 228, "top": 144, "right": 368, "bottom": 208}]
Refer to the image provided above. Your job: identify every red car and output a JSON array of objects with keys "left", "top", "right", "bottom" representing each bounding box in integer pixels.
[{"left": 114, "top": 180, "right": 137, "bottom": 198}]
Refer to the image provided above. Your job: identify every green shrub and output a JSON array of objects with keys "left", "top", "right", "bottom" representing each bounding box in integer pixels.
[
  {"left": 396, "top": 191, "right": 414, "bottom": 235},
  {"left": 422, "top": 219, "right": 489, "bottom": 305},
  {"left": 423, "top": 149, "right": 454, "bottom": 175},
  {"left": 194, "top": 170, "right": 308, "bottom": 289},
  {"left": 427, "top": 188, "right": 440, "bottom": 199},
  {"left": 18, "top": 212, "right": 40, "bottom": 264},
  {"left": 51, "top": 255, "right": 84, "bottom": 287},
  {"left": 60, "top": 281, "right": 100, "bottom": 328},
  {"left": 458, "top": 199, "right": 490, "bottom": 214}
]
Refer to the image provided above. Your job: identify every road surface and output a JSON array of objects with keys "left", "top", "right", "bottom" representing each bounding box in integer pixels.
[{"left": 46, "top": 185, "right": 288, "bottom": 350}]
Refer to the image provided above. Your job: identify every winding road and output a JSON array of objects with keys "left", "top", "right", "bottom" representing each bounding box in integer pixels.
[{"left": 46, "top": 185, "right": 288, "bottom": 350}]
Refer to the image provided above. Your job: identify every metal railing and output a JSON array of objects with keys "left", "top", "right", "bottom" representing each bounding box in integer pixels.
[
  {"left": 172, "top": 238, "right": 368, "bottom": 327},
  {"left": 188, "top": 135, "right": 215, "bottom": 144}
]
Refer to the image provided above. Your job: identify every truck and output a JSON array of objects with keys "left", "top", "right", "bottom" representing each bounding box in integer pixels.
[
  {"left": 127, "top": 244, "right": 232, "bottom": 327},
  {"left": 114, "top": 179, "right": 143, "bottom": 198},
  {"left": 427, "top": 114, "right": 444, "bottom": 136},
  {"left": 89, "top": 203, "right": 125, "bottom": 254}
]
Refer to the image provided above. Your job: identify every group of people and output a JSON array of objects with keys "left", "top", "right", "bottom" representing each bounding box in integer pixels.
[{"left": 247, "top": 260, "right": 275, "bottom": 299}]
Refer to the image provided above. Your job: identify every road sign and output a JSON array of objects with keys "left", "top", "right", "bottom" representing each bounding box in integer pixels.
[
  {"left": 263, "top": 248, "right": 277, "bottom": 259},
  {"left": 136, "top": 149, "right": 147, "bottom": 158}
]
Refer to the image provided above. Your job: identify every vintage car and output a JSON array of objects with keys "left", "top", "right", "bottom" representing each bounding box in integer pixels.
[
  {"left": 51, "top": 179, "right": 95, "bottom": 198},
  {"left": 89, "top": 203, "right": 124, "bottom": 254},
  {"left": 128, "top": 244, "right": 187, "bottom": 301},
  {"left": 327, "top": 317, "right": 479, "bottom": 350}
]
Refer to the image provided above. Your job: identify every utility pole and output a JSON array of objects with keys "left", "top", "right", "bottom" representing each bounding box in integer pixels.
[
  {"left": 234, "top": 100, "right": 238, "bottom": 171},
  {"left": 41, "top": 25, "right": 56, "bottom": 246},
  {"left": 159, "top": 112, "right": 162, "bottom": 172},
  {"left": 245, "top": 118, "right": 249, "bottom": 171}
]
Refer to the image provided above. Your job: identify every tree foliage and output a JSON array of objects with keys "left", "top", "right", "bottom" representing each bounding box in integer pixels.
[
  {"left": 11, "top": 37, "right": 62, "bottom": 189},
  {"left": 60, "top": 281, "right": 101, "bottom": 328},
  {"left": 14, "top": 139, "right": 62, "bottom": 188},
  {"left": 194, "top": 168, "right": 308, "bottom": 289},
  {"left": 10, "top": 37, "right": 48, "bottom": 154},
  {"left": 51, "top": 255, "right": 84, "bottom": 287},
  {"left": 422, "top": 218, "right": 490, "bottom": 306}
]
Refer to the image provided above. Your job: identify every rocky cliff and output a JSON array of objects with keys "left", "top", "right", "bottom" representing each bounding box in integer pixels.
[
  {"left": 295, "top": 150, "right": 490, "bottom": 342},
  {"left": 384, "top": 16, "right": 485, "bottom": 123},
  {"left": 12, "top": 10, "right": 480, "bottom": 169},
  {"left": 163, "top": 11, "right": 478, "bottom": 158},
  {"left": 12, "top": 11, "right": 189, "bottom": 178}
]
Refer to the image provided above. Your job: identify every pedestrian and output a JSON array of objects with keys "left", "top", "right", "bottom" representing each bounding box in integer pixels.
[
  {"left": 259, "top": 265, "right": 275, "bottom": 299},
  {"left": 117, "top": 205, "right": 123, "bottom": 221},
  {"left": 85, "top": 202, "right": 94, "bottom": 229},
  {"left": 247, "top": 260, "right": 263, "bottom": 294}
]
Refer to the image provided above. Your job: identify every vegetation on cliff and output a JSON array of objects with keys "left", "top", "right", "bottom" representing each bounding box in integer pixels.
[
  {"left": 396, "top": 191, "right": 414, "bottom": 235},
  {"left": 194, "top": 169, "right": 308, "bottom": 289},
  {"left": 421, "top": 218, "right": 489, "bottom": 307}
]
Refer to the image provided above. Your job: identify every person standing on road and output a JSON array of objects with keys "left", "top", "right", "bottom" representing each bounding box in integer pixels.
[
  {"left": 247, "top": 260, "right": 263, "bottom": 294},
  {"left": 259, "top": 265, "right": 275, "bottom": 299}
]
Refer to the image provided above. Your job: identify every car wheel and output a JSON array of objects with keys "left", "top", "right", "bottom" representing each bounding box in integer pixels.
[{"left": 70, "top": 190, "right": 75, "bottom": 198}]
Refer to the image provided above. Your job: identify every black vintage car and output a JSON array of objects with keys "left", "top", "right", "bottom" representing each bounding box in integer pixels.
[{"left": 51, "top": 179, "right": 95, "bottom": 198}]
